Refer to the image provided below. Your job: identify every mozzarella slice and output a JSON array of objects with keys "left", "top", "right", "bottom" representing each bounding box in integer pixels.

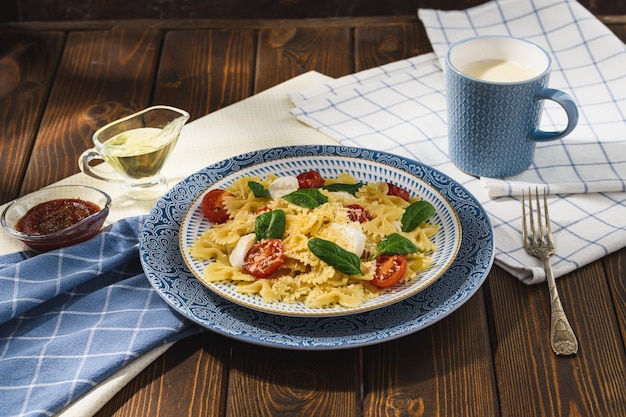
[
  {"left": 229, "top": 233, "right": 256, "bottom": 267},
  {"left": 331, "top": 223, "right": 366, "bottom": 258},
  {"left": 268, "top": 176, "right": 299, "bottom": 199}
]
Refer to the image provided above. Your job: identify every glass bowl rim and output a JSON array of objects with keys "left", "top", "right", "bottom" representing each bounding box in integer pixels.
[{"left": 1, "top": 185, "right": 112, "bottom": 242}]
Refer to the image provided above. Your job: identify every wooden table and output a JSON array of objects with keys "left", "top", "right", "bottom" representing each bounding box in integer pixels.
[{"left": 1, "top": 15, "right": 625, "bottom": 417}]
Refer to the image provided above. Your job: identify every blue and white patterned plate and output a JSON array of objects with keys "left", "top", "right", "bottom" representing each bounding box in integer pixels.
[
  {"left": 178, "top": 150, "right": 462, "bottom": 317},
  {"left": 140, "top": 145, "right": 494, "bottom": 349}
]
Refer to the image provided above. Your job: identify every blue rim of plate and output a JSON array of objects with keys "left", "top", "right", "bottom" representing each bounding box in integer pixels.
[
  {"left": 178, "top": 152, "right": 463, "bottom": 317},
  {"left": 140, "top": 145, "right": 494, "bottom": 350}
]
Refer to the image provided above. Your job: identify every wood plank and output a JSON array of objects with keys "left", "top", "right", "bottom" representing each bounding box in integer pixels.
[
  {"left": 226, "top": 343, "right": 361, "bottom": 417},
  {"left": 255, "top": 26, "right": 353, "bottom": 92},
  {"left": 15, "top": 0, "right": 490, "bottom": 21},
  {"left": 2, "top": 15, "right": 622, "bottom": 32},
  {"left": 151, "top": 29, "right": 257, "bottom": 119},
  {"left": 604, "top": 247, "right": 626, "bottom": 347},
  {"left": 0, "top": 30, "right": 64, "bottom": 204},
  {"left": 95, "top": 332, "right": 230, "bottom": 416},
  {"left": 13, "top": 0, "right": 623, "bottom": 21},
  {"left": 354, "top": 20, "right": 432, "bottom": 72},
  {"left": 488, "top": 264, "right": 626, "bottom": 416},
  {"left": 18, "top": 29, "right": 162, "bottom": 195},
  {"left": 363, "top": 289, "right": 498, "bottom": 416}
]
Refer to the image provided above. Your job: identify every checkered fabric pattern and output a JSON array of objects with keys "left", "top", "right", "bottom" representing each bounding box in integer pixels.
[
  {"left": 0, "top": 216, "right": 200, "bottom": 417},
  {"left": 289, "top": 0, "right": 626, "bottom": 284}
]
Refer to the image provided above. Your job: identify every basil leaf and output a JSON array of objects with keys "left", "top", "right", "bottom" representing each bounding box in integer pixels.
[
  {"left": 308, "top": 238, "right": 363, "bottom": 275},
  {"left": 322, "top": 182, "right": 363, "bottom": 195},
  {"left": 282, "top": 188, "right": 328, "bottom": 208},
  {"left": 248, "top": 181, "right": 270, "bottom": 198},
  {"left": 371, "top": 233, "right": 418, "bottom": 260},
  {"left": 401, "top": 200, "right": 435, "bottom": 232},
  {"left": 255, "top": 209, "right": 286, "bottom": 240}
]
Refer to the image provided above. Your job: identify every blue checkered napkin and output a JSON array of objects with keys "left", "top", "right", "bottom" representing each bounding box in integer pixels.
[
  {"left": 289, "top": 0, "right": 626, "bottom": 284},
  {"left": 0, "top": 216, "right": 200, "bottom": 417}
]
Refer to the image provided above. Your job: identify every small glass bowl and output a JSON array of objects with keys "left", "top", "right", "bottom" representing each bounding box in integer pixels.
[{"left": 1, "top": 185, "right": 111, "bottom": 251}]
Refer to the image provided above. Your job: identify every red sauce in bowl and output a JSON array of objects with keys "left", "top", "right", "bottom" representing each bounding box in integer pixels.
[{"left": 16, "top": 198, "right": 101, "bottom": 235}]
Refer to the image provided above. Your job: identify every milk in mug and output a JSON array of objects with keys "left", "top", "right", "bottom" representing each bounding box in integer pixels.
[{"left": 461, "top": 59, "right": 537, "bottom": 82}]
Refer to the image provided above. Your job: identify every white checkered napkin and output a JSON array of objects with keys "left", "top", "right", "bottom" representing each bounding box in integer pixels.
[
  {"left": 419, "top": 0, "right": 626, "bottom": 197},
  {"left": 289, "top": 0, "right": 626, "bottom": 284},
  {"left": 0, "top": 216, "right": 200, "bottom": 417}
]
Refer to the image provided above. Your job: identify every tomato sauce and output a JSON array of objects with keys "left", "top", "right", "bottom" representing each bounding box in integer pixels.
[{"left": 16, "top": 198, "right": 101, "bottom": 235}]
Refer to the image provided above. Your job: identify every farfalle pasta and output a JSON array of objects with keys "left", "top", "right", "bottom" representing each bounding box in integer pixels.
[{"left": 190, "top": 172, "right": 439, "bottom": 308}]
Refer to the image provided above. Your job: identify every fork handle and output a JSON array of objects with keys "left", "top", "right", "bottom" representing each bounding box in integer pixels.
[{"left": 543, "top": 257, "right": 579, "bottom": 355}]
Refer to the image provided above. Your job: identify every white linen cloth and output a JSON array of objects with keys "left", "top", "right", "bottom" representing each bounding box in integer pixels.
[{"left": 289, "top": 0, "right": 626, "bottom": 284}]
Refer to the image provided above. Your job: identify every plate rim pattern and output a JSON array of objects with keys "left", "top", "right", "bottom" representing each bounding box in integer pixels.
[{"left": 139, "top": 145, "right": 495, "bottom": 350}]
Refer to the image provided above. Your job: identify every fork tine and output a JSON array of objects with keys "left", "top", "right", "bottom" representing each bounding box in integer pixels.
[
  {"left": 534, "top": 187, "right": 544, "bottom": 245},
  {"left": 522, "top": 189, "right": 528, "bottom": 243},
  {"left": 542, "top": 188, "right": 555, "bottom": 246},
  {"left": 528, "top": 187, "right": 536, "bottom": 245}
]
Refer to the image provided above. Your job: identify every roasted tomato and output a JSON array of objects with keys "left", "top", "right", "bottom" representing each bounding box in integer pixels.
[
  {"left": 346, "top": 204, "right": 372, "bottom": 223},
  {"left": 386, "top": 183, "right": 410, "bottom": 201},
  {"left": 297, "top": 170, "right": 325, "bottom": 189},
  {"left": 371, "top": 254, "right": 407, "bottom": 288},
  {"left": 201, "top": 189, "right": 233, "bottom": 223},
  {"left": 242, "top": 238, "right": 285, "bottom": 278}
]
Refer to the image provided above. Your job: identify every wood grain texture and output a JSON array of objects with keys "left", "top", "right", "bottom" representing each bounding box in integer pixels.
[
  {"left": 10, "top": 0, "right": 626, "bottom": 21},
  {"left": 152, "top": 29, "right": 257, "bottom": 120},
  {"left": 354, "top": 21, "right": 433, "bottom": 72},
  {"left": 488, "top": 264, "right": 626, "bottom": 417},
  {"left": 95, "top": 332, "right": 230, "bottom": 417},
  {"left": 226, "top": 343, "right": 360, "bottom": 417},
  {"left": 0, "top": 31, "right": 64, "bottom": 204},
  {"left": 363, "top": 289, "right": 498, "bottom": 417},
  {"left": 18, "top": 29, "right": 161, "bottom": 195},
  {"left": 604, "top": 247, "right": 626, "bottom": 359},
  {"left": 255, "top": 26, "right": 353, "bottom": 92}
]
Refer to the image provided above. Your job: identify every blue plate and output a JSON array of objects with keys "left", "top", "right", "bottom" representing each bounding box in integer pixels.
[{"left": 140, "top": 145, "right": 494, "bottom": 349}]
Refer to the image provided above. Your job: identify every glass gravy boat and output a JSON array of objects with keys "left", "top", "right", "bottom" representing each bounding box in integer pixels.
[{"left": 79, "top": 105, "right": 190, "bottom": 199}]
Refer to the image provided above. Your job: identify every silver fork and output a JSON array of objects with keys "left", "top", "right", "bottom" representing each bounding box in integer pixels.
[{"left": 522, "top": 188, "right": 578, "bottom": 356}]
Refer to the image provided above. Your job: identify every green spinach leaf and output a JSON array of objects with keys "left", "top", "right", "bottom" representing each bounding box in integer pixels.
[
  {"left": 283, "top": 188, "right": 328, "bottom": 208},
  {"left": 322, "top": 182, "right": 364, "bottom": 195},
  {"left": 401, "top": 200, "right": 435, "bottom": 232},
  {"left": 255, "top": 209, "right": 286, "bottom": 240},
  {"left": 248, "top": 181, "right": 271, "bottom": 198},
  {"left": 371, "top": 233, "right": 418, "bottom": 260},
  {"left": 307, "top": 238, "right": 363, "bottom": 275}
]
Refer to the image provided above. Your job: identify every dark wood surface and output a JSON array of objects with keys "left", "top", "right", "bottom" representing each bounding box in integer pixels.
[
  {"left": 4, "top": 0, "right": 626, "bottom": 21},
  {"left": 1, "top": 15, "right": 625, "bottom": 417}
]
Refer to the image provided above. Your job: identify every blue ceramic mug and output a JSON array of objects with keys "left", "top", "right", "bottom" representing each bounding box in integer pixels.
[{"left": 446, "top": 36, "right": 578, "bottom": 177}]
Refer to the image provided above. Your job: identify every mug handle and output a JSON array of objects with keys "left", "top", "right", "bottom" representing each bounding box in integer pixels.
[
  {"left": 79, "top": 149, "right": 126, "bottom": 183},
  {"left": 530, "top": 88, "right": 579, "bottom": 141}
]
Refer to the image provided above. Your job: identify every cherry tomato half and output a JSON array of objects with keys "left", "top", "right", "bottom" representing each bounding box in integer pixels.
[
  {"left": 371, "top": 254, "right": 407, "bottom": 288},
  {"left": 201, "top": 189, "right": 233, "bottom": 224},
  {"left": 386, "top": 183, "right": 410, "bottom": 202},
  {"left": 346, "top": 204, "right": 372, "bottom": 223},
  {"left": 297, "top": 170, "right": 325, "bottom": 189},
  {"left": 242, "top": 238, "right": 285, "bottom": 278}
]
